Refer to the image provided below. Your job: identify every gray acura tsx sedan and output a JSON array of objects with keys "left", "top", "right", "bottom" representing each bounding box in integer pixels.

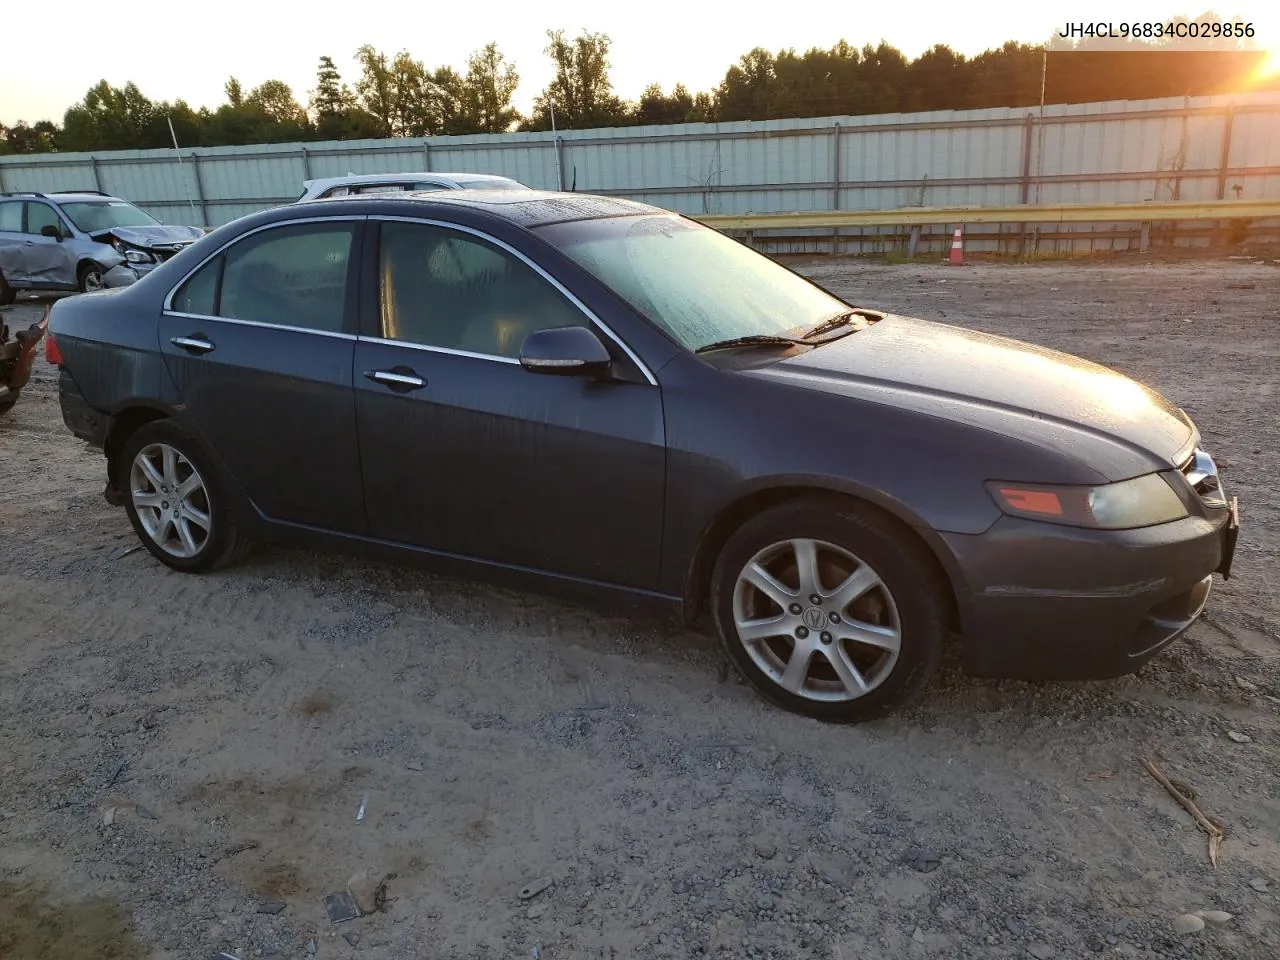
[{"left": 45, "top": 190, "right": 1240, "bottom": 722}]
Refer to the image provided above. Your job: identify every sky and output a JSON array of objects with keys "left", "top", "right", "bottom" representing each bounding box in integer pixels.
[{"left": 3, "top": 0, "right": 1278, "bottom": 127}]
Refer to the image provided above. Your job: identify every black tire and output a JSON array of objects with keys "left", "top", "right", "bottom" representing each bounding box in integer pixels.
[
  {"left": 77, "top": 262, "right": 106, "bottom": 294},
  {"left": 0, "top": 271, "right": 15, "bottom": 306},
  {"left": 118, "top": 419, "right": 251, "bottom": 572},
  {"left": 710, "top": 496, "right": 948, "bottom": 723}
]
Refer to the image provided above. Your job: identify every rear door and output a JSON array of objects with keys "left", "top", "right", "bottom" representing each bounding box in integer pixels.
[{"left": 158, "top": 216, "right": 368, "bottom": 533}]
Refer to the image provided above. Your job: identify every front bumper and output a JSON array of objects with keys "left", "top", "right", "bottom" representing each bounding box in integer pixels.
[
  {"left": 945, "top": 503, "right": 1238, "bottom": 681},
  {"left": 103, "top": 260, "right": 162, "bottom": 288}
]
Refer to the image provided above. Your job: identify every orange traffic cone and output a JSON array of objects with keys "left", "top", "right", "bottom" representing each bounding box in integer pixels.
[{"left": 948, "top": 224, "right": 964, "bottom": 265}]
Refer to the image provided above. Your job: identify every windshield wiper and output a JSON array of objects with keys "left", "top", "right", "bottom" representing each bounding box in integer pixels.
[
  {"left": 694, "top": 334, "right": 804, "bottom": 355},
  {"left": 800, "top": 308, "right": 886, "bottom": 342}
]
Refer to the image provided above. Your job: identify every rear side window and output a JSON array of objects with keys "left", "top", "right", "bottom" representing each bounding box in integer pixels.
[
  {"left": 169, "top": 222, "right": 356, "bottom": 333},
  {"left": 0, "top": 201, "right": 20, "bottom": 232},
  {"left": 173, "top": 258, "right": 221, "bottom": 315}
]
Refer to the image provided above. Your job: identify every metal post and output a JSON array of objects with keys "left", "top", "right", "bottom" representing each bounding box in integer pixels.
[
  {"left": 1215, "top": 107, "right": 1235, "bottom": 199},
  {"left": 301, "top": 147, "right": 313, "bottom": 180},
  {"left": 554, "top": 137, "right": 566, "bottom": 191},
  {"left": 831, "top": 123, "right": 842, "bottom": 255},
  {"left": 1018, "top": 113, "right": 1035, "bottom": 204},
  {"left": 1140, "top": 221, "right": 1151, "bottom": 253},
  {"left": 1018, "top": 111, "right": 1035, "bottom": 258},
  {"left": 190, "top": 153, "right": 210, "bottom": 227},
  {"left": 90, "top": 156, "right": 104, "bottom": 193},
  {"left": 907, "top": 225, "right": 921, "bottom": 259},
  {"left": 0, "top": 164, "right": 6, "bottom": 192},
  {"left": 422, "top": 139, "right": 432, "bottom": 172}
]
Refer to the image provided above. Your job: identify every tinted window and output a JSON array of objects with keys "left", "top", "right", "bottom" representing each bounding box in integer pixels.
[
  {"left": 0, "top": 201, "right": 20, "bottom": 232},
  {"left": 25, "top": 202, "right": 62, "bottom": 235},
  {"left": 219, "top": 223, "right": 355, "bottom": 332},
  {"left": 377, "top": 221, "right": 583, "bottom": 358},
  {"left": 172, "top": 258, "right": 221, "bottom": 315},
  {"left": 171, "top": 223, "right": 355, "bottom": 332}
]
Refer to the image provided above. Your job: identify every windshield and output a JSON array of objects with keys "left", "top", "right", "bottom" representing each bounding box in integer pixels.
[
  {"left": 539, "top": 215, "right": 849, "bottom": 351},
  {"left": 460, "top": 178, "right": 524, "bottom": 191},
  {"left": 60, "top": 200, "right": 160, "bottom": 232}
]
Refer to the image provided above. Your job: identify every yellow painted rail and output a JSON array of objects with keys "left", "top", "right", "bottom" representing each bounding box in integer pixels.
[{"left": 694, "top": 199, "right": 1280, "bottom": 231}]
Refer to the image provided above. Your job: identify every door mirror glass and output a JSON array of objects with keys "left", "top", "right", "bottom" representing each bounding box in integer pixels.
[
  {"left": 40, "top": 224, "right": 62, "bottom": 239},
  {"left": 519, "top": 326, "right": 612, "bottom": 376}
]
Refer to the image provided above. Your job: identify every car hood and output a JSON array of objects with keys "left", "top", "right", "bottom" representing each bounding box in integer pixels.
[
  {"left": 748, "top": 314, "right": 1194, "bottom": 480},
  {"left": 88, "top": 225, "right": 205, "bottom": 250}
]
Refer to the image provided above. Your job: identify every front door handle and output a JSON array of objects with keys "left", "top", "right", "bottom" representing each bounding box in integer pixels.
[
  {"left": 365, "top": 367, "right": 426, "bottom": 392},
  {"left": 170, "top": 335, "right": 215, "bottom": 354}
]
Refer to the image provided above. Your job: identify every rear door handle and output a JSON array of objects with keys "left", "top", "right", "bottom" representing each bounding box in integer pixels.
[
  {"left": 365, "top": 368, "right": 426, "bottom": 391},
  {"left": 170, "top": 335, "right": 215, "bottom": 354}
]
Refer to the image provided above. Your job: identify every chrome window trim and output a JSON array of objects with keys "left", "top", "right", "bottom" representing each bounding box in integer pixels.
[
  {"left": 370, "top": 215, "right": 659, "bottom": 386},
  {"left": 357, "top": 336, "right": 521, "bottom": 365},
  {"left": 164, "top": 311, "right": 357, "bottom": 341},
  {"left": 162, "top": 215, "right": 366, "bottom": 315}
]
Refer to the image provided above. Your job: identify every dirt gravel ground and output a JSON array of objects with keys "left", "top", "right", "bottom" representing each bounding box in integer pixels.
[{"left": 1, "top": 257, "right": 1278, "bottom": 960}]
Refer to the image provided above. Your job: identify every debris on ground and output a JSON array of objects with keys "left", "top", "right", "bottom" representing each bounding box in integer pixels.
[
  {"left": 1173, "top": 913, "right": 1206, "bottom": 935},
  {"left": 1142, "top": 758, "right": 1226, "bottom": 867},
  {"left": 1197, "top": 910, "right": 1234, "bottom": 924},
  {"left": 518, "top": 877, "right": 554, "bottom": 901},
  {"left": 1227, "top": 730, "right": 1252, "bottom": 743},
  {"left": 323, "top": 890, "right": 362, "bottom": 924}
]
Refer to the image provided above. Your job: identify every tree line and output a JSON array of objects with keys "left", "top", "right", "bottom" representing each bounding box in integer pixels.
[{"left": 1, "top": 18, "right": 1274, "bottom": 155}]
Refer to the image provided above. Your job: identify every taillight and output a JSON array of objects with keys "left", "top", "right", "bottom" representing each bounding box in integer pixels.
[{"left": 45, "top": 334, "right": 64, "bottom": 366}]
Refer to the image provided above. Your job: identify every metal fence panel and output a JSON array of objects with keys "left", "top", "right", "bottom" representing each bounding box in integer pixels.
[{"left": 3, "top": 92, "right": 1278, "bottom": 254}]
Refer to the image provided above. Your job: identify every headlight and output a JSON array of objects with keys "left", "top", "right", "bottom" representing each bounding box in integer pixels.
[
  {"left": 987, "top": 473, "right": 1189, "bottom": 530},
  {"left": 123, "top": 249, "right": 154, "bottom": 264}
]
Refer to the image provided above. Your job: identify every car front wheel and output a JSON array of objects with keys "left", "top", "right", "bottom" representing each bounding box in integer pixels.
[
  {"left": 78, "top": 263, "right": 106, "bottom": 293},
  {"left": 119, "top": 420, "right": 250, "bottom": 572},
  {"left": 710, "top": 497, "right": 949, "bottom": 722}
]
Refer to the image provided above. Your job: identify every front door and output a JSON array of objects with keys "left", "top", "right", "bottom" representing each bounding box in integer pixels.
[
  {"left": 353, "top": 218, "right": 666, "bottom": 590},
  {"left": 158, "top": 218, "right": 367, "bottom": 533},
  {"left": 22, "top": 201, "right": 77, "bottom": 287}
]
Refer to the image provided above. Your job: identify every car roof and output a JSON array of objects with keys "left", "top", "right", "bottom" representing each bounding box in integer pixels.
[
  {"left": 302, "top": 171, "right": 518, "bottom": 189},
  {"left": 339, "top": 189, "right": 666, "bottom": 228}
]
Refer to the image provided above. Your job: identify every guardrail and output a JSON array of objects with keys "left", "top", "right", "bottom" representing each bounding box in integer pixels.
[{"left": 693, "top": 199, "right": 1280, "bottom": 231}]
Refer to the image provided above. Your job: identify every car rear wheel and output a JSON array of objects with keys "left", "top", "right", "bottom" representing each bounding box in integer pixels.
[
  {"left": 0, "top": 272, "right": 15, "bottom": 305},
  {"left": 78, "top": 263, "right": 105, "bottom": 294},
  {"left": 710, "top": 497, "right": 948, "bottom": 722},
  {"left": 119, "top": 420, "right": 250, "bottom": 572}
]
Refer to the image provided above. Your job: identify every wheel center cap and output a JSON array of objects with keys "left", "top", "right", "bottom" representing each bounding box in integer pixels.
[{"left": 802, "top": 606, "right": 826, "bottom": 629}]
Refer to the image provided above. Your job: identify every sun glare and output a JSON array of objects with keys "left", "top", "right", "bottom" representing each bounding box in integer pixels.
[{"left": 1252, "top": 48, "right": 1280, "bottom": 83}]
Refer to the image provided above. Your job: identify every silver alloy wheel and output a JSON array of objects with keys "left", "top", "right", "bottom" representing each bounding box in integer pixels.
[
  {"left": 82, "top": 269, "right": 104, "bottom": 292},
  {"left": 732, "top": 538, "right": 902, "bottom": 702},
  {"left": 129, "top": 442, "right": 212, "bottom": 558}
]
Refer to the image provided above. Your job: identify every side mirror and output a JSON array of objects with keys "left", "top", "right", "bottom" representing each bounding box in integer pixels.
[
  {"left": 40, "top": 224, "right": 63, "bottom": 240},
  {"left": 519, "top": 325, "right": 612, "bottom": 376}
]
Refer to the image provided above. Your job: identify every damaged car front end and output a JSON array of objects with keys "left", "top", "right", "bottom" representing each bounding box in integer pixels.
[
  {"left": 0, "top": 305, "right": 47, "bottom": 415},
  {"left": 99, "top": 225, "right": 206, "bottom": 288}
]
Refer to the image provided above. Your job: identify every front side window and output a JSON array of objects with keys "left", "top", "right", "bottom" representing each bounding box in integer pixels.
[
  {"left": 59, "top": 200, "right": 159, "bottom": 233},
  {"left": 377, "top": 220, "right": 583, "bottom": 358},
  {"left": 539, "top": 214, "right": 850, "bottom": 353},
  {"left": 170, "top": 222, "right": 355, "bottom": 333},
  {"left": 25, "top": 202, "right": 63, "bottom": 236}
]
